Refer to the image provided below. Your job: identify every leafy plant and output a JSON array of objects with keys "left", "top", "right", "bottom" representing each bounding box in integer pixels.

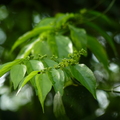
[{"left": 0, "top": 9, "right": 117, "bottom": 118}]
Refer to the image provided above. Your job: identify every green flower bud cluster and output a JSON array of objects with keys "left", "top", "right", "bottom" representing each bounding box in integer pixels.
[
  {"left": 50, "top": 55, "right": 58, "bottom": 62},
  {"left": 68, "top": 49, "right": 87, "bottom": 60},
  {"left": 54, "top": 58, "right": 77, "bottom": 69},
  {"left": 25, "top": 49, "right": 87, "bottom": 75}
]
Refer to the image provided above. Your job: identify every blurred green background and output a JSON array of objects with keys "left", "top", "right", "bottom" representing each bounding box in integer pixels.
[{"left": 0, "top": 0, "right": 120, "bottom": 120}]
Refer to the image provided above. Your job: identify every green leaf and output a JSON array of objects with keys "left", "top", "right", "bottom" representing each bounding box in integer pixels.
[
  {"left": 87, "top": 36, "right": 109, "bottom": 70},
  {"left": 32, "top": 40, "right": 52, "bottom": 57},
  {"left": 55, "top": 13, "right": 74, "bottom": 28},
  {"left": 70, "top": 64, "right": 96, "bottom": 99},
  {"left": 55, "top": 35, "right": 73, "bottom": 58},
  {"left": 35, "top": 73, "right": 52, "bottom": 112},
  {"left": 47, "top": 33, "right": 58, "bottom": 56},
  {"left": 11, "top": 26, "right": 53, "bottom": 52},
  {"left": 47, "top": 34, "right": 73, "bottom": 58},
  {"left": 24, "top": 60, "right": 44, "bottom": 73},
  {"left": 43, "top": 58, "right": 58, "bottom": 67},
  {"left": 50, "top": 69, "right": 65, "bottom": 95},
  {"left": 53, "top": 91, "right": 66, "bottom": 118},
  {"left": 35, "top": 18, "right": 55, "bottom": 28},
  {"left": 69, "top": 25, "right": 87, "bottom": 50},
  {"left": 86, "top": 21, "right": 117, "bottom": 55},
  {"left": 16, "top": 36, "right": 41, "bottom": 58},
  {"left": 40, "top": 58, "right": 58, "bottom": 85},
  {"left": 63, "top": 69, "right": 73, "bottom": 88},
  {"left": 10, "top": 64, "right": 26, "bottom": 89},
  {"left": 0, "top": 59, "right": 23, "bottom": 77},
  {"left": 24, "top": 60, "right": 44, "bottom": 88},
  {"left": 0, "top": 62, "right": 11, "bottom": 69},
  {"left": 17, "top": 70, "right": 39, "bottom": 94}
]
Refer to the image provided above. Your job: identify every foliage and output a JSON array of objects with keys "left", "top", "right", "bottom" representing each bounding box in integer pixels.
[{"left": 0, "top": 7, "right": 119, "bottom": 119}]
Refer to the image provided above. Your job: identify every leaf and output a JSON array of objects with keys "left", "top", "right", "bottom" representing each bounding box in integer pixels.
[
  {"left": 35, "top": 73, "right": 52, "bottom": 112},
  {"left": 47, "top": 33, "right": 58, "bottom": 56},
  {"left": 55, "top": 35, "right": 73, "bottom": 58},
  {"left": 53, "top": 91, "right": 66, "bottom": 118},
  {"left": 10, "top": 64, "right": 26, "bottom": 89},
  {"left": 85, "top": 21, "right": 117, "bottom": 55},
  {"left": 24, "top": 60, "right": 44, "bottom": 88},
  {"left": 35, "top": 17, "right": 55, "bottom": 28},
  {"left": 40, "top": 58, "right": 58, "bottom": 85},
  {"left": 0, "top": 62, "right": 11, "bottom": 69},
  {"left": 55, "top": 13, "right": 74, "bottom": 28},
  {"left": 43, "top": 58, "right": 58, "bottom": 67},
  {"left": 50, "top": 69, "right": 65, "bottom": 95},
  {"left": 69, "top": 25, "right": 87, "bottom": 50},
  {"left": 47, "top": 34, "right": 73, "bottom": 58},
  {"left": 16, "top": 36, "right": 41, "bottom": 58},
  {"left": 87, "top": 35, "right": 109, "bottom": 70},
  {"left": 24, "top": 59, "right": 44, "bottom": 73},
  {"left": 63, "top": 69, "right": 73, "bottom": 88},
  {"left": 0, "top": 59, "right": 23, "bottom": 77},
  {"left": 17, "top": 70, "right": 39, "bottom": 94},
  {"left": 70, "top": 64, "right": 96, "bottom": 99},
  {"left": 11, "top": 26, "right": 53, "bottom": 52},
  {"left": 32, "top": 40, "right": 52, "bottom": 57}
]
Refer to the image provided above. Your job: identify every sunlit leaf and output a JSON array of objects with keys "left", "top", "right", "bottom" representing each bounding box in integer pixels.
[
  {"left": 55, "top": 35, "right": 73, "bottom": 58},
  {"left": 24, "top": 59, "right": 44, "bottom": 74},
  {"left": 47, "top": 33, "right": 58, "bottom": 56},
  {"left": 17, "top": 70, "right": 39, "bottom": 94},
  {"left": 35, "top": 73, "right": 52, "bottom": 112},
  {"left": 0, "top": 59, "right": 23, "bottom": 77},
  {"left": 11, "top": 26, "right": 53, "bottom": 52},
  {"left": 43, "top": 58, "right": 58, "bottom": 67},
  {"left": 17, "top": 36, "right": 41, "bottom": 59},
  {"left": 32, "top": 40, "right": 52, "bottom": 57},
  {"left": 70, "top": 64, "right": 96, "bottom": 99},
  {"left": 50, "top": 69, "right": 65, "bottom": 95},
  {"left": 35, "top": 17, "right": 55, "bottom": 28},
  {"left": 69, "top": 25, "right": 87, "bottom": 50},
  {"left": 24, "top": 60, "right": 44, "bottom": 88},
  {"left": 55, "top": 13, "right": 74, "bottom": 28},
  {"left": 10, "top": 64, "right": 26, "bottom": 89}
]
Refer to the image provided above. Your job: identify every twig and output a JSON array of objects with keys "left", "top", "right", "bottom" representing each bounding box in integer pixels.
[{"left": 97, "top": 88, "right": 120, "bottom": 94}]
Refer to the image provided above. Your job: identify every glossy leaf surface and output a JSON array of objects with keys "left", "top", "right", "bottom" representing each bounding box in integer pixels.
[
  {"left": 70, "top": 64, "right": 96, "bottom": 99},
  {"left": 24, "top": 60, "right": 44, "bottom": 87},
  {"left": 50, "top": 69, "right": 65, "bottom": 95},
  {"left": 0, "top": 59, "right": 23, "bottom": 77},
  {"left": 10, "top": 64, "right": 26, "bottom": 89},
  {"left": 55, "top": 35, "right": 73, "bottom": 58},
  {"left": 11, "top": 26, "right": 53, "bottom": 52},
  {"left": 18, "top": 71, "right": 39, "bottom": 94},
  {"left": 35, "top": 73, "right": 52, "bottom": 112}
]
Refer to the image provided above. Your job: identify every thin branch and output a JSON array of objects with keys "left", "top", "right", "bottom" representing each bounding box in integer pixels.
[
  {"left": 97, "top": 88, "right": 120, "bottom": 94},
  {"left": 88, "top": 0, "right": 116, "bottom": 21}
]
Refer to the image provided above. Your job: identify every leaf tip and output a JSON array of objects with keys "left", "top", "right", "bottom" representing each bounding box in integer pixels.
[{"left": 16, "top": 87, "right": 22, "bottom": 96}]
